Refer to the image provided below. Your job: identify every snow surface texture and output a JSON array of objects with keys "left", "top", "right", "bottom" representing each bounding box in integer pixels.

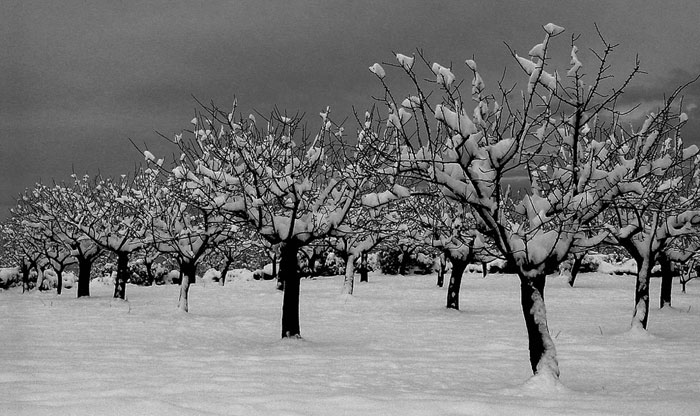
[{"left": 2, "top": 273, "right": 699, "bottom": 415}]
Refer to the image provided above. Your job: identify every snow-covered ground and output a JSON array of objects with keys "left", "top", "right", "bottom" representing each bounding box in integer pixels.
[{"left": 2, "top": 272, "right": 699, "bottom": 415}]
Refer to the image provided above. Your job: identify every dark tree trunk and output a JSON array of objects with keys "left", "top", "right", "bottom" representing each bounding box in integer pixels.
[
  {"left": 272, "top": 253, "right": 278, "bottom": 277},
  {"left": 446, "top": 258, "right": 468, "bottom": 310},
  {"left": 659, "top": 254, "right": 673, "bottom": 309},
  {"left": 113, "top": 252, "right": 128, "bottom": 300},
  {"left": 338, "top": 251, "right": 349, "bottom": 266},
  {"left": 632, "top": 256, "right": 653, "bottom": 330},
  {"left": 219, "top": 258, "right": 233, "bottom": 286},
  {"left": 681, "top": 271, "right": 689, "bottom": 293},
  {"left": 359, "top": 252, "right": 368, "bottom": 283},
  {"left": 437, "top": 253, "right": 446, "bottom": 287},
  {"left": 55, "top": 268, "right": 63, "bottom": 295},
  {"left": 398, "top": 247, "right": 411, "bottom": 275},
  {"left": 280, "top": 242, "right": 301, "bottom": 338},
  {"left": 178, "top": 261, "right": 196, "bottom": 312},
  {"left": 77, "top": 257, "right": 92, "bottom": 298},
  {"left": 520, "top": 273, "right": 559, "bottom": 378},
  {"left": 21, "top": 263, "right": 30, "bottom": 293},
  {"left": 481, "top": 262, "right": 487, "bottom": 278},
  {"left": 568, "top": 253, "right": 585, "bottom": 287}
]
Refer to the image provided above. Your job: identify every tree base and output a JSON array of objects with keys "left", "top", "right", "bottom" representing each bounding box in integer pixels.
[{"left": 519, "top": 372, "right": 569, "bottom": 395}]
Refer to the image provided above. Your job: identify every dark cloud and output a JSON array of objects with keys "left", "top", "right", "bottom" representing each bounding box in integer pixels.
[
  {"left": 3, "top": 0, "right": 700, "bottom": 219},
  {"left": 619, "top": 66, "right": 700, "bottom": 107},
  {"left": 610, "top": 64, "right": 700, "bottom": 148}
]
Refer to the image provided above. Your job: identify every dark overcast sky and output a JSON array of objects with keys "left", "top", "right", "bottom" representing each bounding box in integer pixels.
[{"left": 2, "top": 0, "right": 700, "bottom": 218}]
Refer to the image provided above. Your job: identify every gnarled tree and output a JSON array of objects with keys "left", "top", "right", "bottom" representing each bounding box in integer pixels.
[{"left": 365, "top": 24, "right": 674, "bottom": 383}]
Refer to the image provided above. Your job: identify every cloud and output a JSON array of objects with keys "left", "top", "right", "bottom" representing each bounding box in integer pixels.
[{"left": 616, "top": 65, "right": 700, "bottom": 119}]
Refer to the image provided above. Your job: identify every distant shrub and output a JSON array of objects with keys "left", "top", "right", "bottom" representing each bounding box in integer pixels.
[
  {"left": 367, "top": 253, "right": 379, "bottom": 272},
  {"left": 128, "top": 261, "right": 151, "bottom": 285},
  {"left": 378, "top": 247, "right": 402, "bottom": 275},
  {"left": 378, "top": 247, "right": 435, "bottom": 275},
  {"left": 0, "top": 267, "right": 20, "bottom": 289}
]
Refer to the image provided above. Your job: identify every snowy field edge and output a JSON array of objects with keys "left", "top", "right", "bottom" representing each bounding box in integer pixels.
[{"left": 2, "top": 272, "right": 699, "bottom": 415}]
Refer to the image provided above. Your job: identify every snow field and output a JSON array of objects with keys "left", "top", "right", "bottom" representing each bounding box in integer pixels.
[{"left": 1, "top": 272, "right": 699, "bottom": 415}]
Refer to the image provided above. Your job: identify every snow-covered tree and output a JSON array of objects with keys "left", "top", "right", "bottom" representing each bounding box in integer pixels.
[
  {"left": 131, "top": 243, "right": 162, "bottom": 286},
  {"left": 19, "top": 179, "right": 104, "bottom": 297},
  {"left": 679, "top": 253, "right": 700, "bottom": 293},
  {"left": 601, "top": 87, "right": 700, "bottom": 327},
  {"left": 134, "top": 167, "right": 235, "bottom": 312},
  {"left": 67, "top": 174, "right": 146, "bottom": 299},
  {"left": 10, "top": 189, "right": 79, "bottom": 294},
  {"left": 664, "top": 234, "right": 700, "bottom": 300},
  {"left": 364, "top": 24, "right": 688, "bottom": 382},
  {"left": 203, "top": 224, "right": 260, "bottom": 286},
  {"left": 154, "top": 104, "right": 393, "bottom": 337},
  {"left": 330, "top": 204, "right": 396, "bottom": 295},
  {"left": 1, "top": 217, "right": 43, "bottom": 292},
  {"left": 407, "top": 193, "right": 495, "bottom": 310}
]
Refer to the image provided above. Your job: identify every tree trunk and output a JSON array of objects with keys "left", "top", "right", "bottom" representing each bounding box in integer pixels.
[
  {"left": 307, "top": 248, "right": 320, "bottom": 277},
  {"left": 519, "top": 273, "right": 559, "bottom": 378},
  {"left": 481, "top": 262, "right": 487, "bottom": 278},
  {"left": 359, "top": 252, "right": 368, "bottom": 283},
  {"left": 56, "top": 268, "right": 63, "bottom": 295},
  {"left": 632, "top": 256, "right": 653, "bottom": 330},
  {"left": 178, "top": 261, "right": 196, "bottom": 312},
  {"left": 36, "top": 266, "right": 45, "bottom": 291},
  {"left": 113, "top": 252, "right": 128, "bottom": 300},
  {"left": 568, "top": 253, "right": 584, "bottom": 287},
  {"left": 437, "top": 253, "right": 446, "bottom": 287},
  {"left": 398, "top": 246, "right": 410, "bottom": 275},
  {"left": 341, "top": 254, "right": 356, "bottom": 295},
  {"left": 446, "top": 258, "right": 468, "bottom": 310},
  {"left": 21, "top": 263, "right": 30, "bottom": 293},
  {"left": 681, "top": 272, "right": 688, "bottom": 293},
  {"left": 659, "top": 254, "right": 673, "bottom": 309},
  {"left": 77, "top": 257, "right": 92, "bottom": 298},
  {"left": 272, "top": 253, "right": 278, "bottom": 277},
  {"left": 273, "top": 253, "right": 284, "bottom": 291},
  {"left": 280, "top": 242, "right": 301, "bottom": 338},
  {"left": 219, "top": 258, "right": 233, "bottom": 286},
  {"left": 144, "top": 261, "right": 155, "bottom": 286}
]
